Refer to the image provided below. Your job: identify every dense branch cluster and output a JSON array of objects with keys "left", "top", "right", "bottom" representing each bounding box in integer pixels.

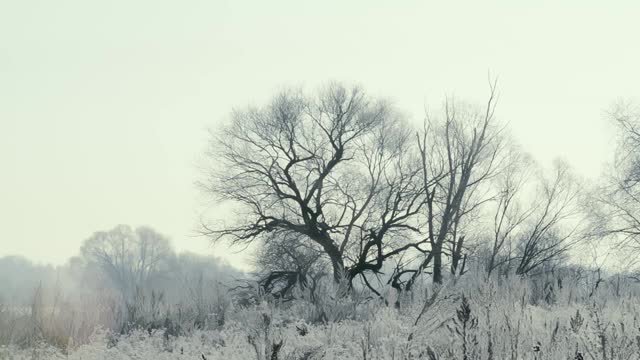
[{"left": 201, "top": 82, "right": 586, "bottom": 295}]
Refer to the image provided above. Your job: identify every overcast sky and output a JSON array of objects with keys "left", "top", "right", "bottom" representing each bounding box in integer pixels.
[{"left": 1, "top": 0, "right": 638, "bottom": 270}]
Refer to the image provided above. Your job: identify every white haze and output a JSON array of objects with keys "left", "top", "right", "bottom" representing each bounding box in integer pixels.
[{"left": 1, "top": 0, "right": 639, "bottom": 270}]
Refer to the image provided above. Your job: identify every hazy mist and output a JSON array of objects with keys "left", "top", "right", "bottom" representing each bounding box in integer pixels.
[{"left": 2, "top": 1, "right": 639, "bottom": 270}]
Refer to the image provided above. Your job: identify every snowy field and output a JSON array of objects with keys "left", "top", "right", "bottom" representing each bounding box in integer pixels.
[{"left": 2, "top": 274, "right": 639, "bottom": 360}]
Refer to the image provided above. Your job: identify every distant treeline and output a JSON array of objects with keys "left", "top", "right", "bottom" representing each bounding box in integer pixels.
[{"left": 0, "top": 224, "right": 244, "bottom": 306}]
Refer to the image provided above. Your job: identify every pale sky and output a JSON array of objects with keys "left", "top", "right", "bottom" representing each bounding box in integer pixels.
[{"left": 1, "top": 0, "right": 638, "bottom": 270}]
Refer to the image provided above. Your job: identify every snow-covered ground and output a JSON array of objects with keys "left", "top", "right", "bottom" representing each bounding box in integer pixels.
[{"left": 2, "top": 276, "right": 640, "bottom": 360}]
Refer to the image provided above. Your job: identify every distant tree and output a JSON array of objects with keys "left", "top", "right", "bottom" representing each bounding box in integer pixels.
[
  {"left": 587, "top": 102, "right": 640, "bottom": 268},
  {"left": 479, "top": 157, "right": 582, "bottom": 277},
  {"left": 80, "top": 225, "right": 175, "bottom": 299},
  {"left": 174, "top": 252, "right": 241, "bottom": 282},
  {"left": 484, "top": 146, "right": 534, "bottom": 276},
  {"left": 0, "top": 256, "right": 54, "bottom": 304},
  {"left": 513, "top": 161, "right": 582, "bottom": 275}
]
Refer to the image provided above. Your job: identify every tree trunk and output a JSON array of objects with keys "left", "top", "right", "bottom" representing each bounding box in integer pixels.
[
  {"left": 322, "top": 242, "right": 345, "bottom": 283},
  {"left": 330, "top": 256, "right": 345, "bottom": 283},
  {"left": 432, "top": 242, "right": 443, "bottom": 284},
  {"left": 487, "top": 253, "right": 496, "bottom": 277},
  {"left": 450, "top": 236, "right": 465, "bottom": 275}
]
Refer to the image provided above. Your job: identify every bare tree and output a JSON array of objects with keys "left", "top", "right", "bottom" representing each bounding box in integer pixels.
[
  {"left": 514, "top": 161, "right": 582, "bottom": 275},
  {"left": 80, "top": 225, "right": 174, "bottom": 299},
  {"left": 410, "top": 82, "right": 503, "bottom": 284},
  {"left": 201, "top": 83, "right": 425, "bottom": 285},
  {"left": 587, "top": 102, "right": 640, "bottom": 261},
  {"left": 485, "top": 147, "right": 534, "bottom": 276}
]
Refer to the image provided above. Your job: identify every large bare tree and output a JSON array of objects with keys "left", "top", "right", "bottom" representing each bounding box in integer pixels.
[{"left": 202, "top": 83, "right": 426, "bottom": 285}]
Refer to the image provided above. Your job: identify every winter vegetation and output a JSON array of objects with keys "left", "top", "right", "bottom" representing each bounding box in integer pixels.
[
  {"left": 2, "top": 84, "right": 640, "bottom": 359},
  {"left": 3, "top": 257, "right": 640, "bottom": 359}
]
